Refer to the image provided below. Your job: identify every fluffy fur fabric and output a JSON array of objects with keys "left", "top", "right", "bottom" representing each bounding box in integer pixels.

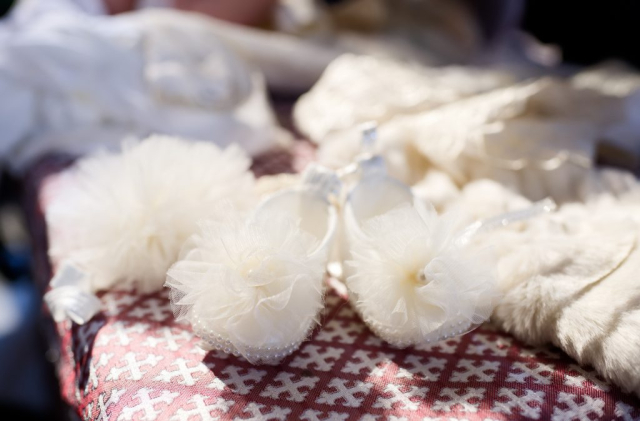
[
  {"left": 485, "top": 200, "right": 640, "bottom": 397},
  {"left": 46, "top": 135, "right": 255, "bottom": 293}
]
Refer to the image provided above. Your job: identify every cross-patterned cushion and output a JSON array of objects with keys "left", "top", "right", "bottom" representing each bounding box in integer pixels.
[
  {"left": 23, "top": 145, "right": 640, "bottom": 420},
  {"left": 54, "top": 287, "right": 639, "bottom": 420}
]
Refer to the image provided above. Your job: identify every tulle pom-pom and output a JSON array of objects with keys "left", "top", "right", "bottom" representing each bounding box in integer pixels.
[
  {"left": 167, "top": 210, "right": 327, "bottom": 364},
  {"left": 347, "top": 202, "right": 500, "bottom": 347},
  {"left": 46, "top": 135, "right": 255, "bottom": 293}
]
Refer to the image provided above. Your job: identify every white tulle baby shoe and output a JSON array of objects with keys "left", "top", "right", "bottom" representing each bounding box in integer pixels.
[
  {"left": 342, "top": 154, "right": 503, "bottom": 347},
  {"left": 166, "top": 165, "right": 340, "bottom": 364}
]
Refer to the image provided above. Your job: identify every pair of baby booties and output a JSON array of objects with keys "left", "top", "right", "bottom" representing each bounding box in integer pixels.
[{"left": 45, "top": 134, "right": 536, "bottom": 365}]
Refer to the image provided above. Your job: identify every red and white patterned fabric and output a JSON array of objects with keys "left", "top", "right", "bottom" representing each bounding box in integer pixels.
[
  {"left": 22, "top": 139, "right": 640, "bottom": 420},
  {"left": 55, "top": 286, "right": 640, "bottom": 421}
]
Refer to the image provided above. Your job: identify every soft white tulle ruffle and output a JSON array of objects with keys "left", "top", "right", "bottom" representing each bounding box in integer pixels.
[
  {"left": 167, "top": 208, "right": 329, "bottom": 364},
  {"left": 346, "top": 200, "right": 501, "bottom": 347},
  {"left": 46, "top": 135, "right": 255, "bottom": 293}
]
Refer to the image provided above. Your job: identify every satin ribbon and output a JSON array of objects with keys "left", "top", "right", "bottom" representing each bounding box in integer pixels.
[
  {"left": 44, "top": 262, "right": 101, "bottom": 325},
  {"left": 456, "top": 197, "right": 557, "bottom": 246}
]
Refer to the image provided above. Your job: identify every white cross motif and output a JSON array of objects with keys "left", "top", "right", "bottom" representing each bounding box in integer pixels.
[
  {"left": 219, "top": 366, "right": 266, "bottom": 395},
  {"left": 88, "top": 351, "right": 114, "bottom": 390},
  {"left": 289, "top": 344, "right": 344, "bottom": 371},
  {"left": 300, "top": 409, "right": 349, "bottom": 421},
  {"left": 102, "top": 293, "right": 137, "bottom": 314},
  {"left": 615, "top": 401, "right": 637, "bottom": 421},
  {"left": 396, "top": 355, "right": 446, "bottom": 381},
  {"left": 206, "top": 377, "right": 227, "bottom": 391},
  {"left": 414, "top": 337, "right": 460, "bottom": 354},
  {"left": 97, "top": 320, "right": 147, "bottom": 347},
  {"left": 170, "top": 394, "right": 234, "bottom": 421},
  {"left": 316, "top": 319, "right": 364, "bottom": 344},
  {"left": 466, "top": 333, "right": 511, "bottom": 356},
  {"left": 234, "top": 403, "right": 291, "bottom": 421},
  {"left": 342, "top": 350, "right": 394, "bottom": 377},
  {"left": 189, "top": 345, "right": 206, "bottom": 357},
  {"left": 507, "top": 362, "right": 554, "bottom": 385},
  {"left": 432, "top": 387, "right": 485, "bottom": 413},
  {"left": 373, "top": 384, "right": 428, "bottom": 411},
  {"left": 200, "top": 364, "right": 227, "bottom": 391},
  {"left": 259, "top": 372, "right": 319, "bottom": 402},
  {"left": 127, "top": 298, "right": 171, "bottom": 322},
  {"left": 450, "top": 359, "right": 500, "bottom": 382},
  {"left": 551, "top": 392, "right": 605, "bottom": 421},
  {"left": 154, "top": 358, "right": 209, "bottom": 386},
  {"left": 105, "top": 352, "right": 163, "bottom": 381},
  {"left": 95, "top": 389, "right": 125, "bottom": 421},
  {"left": 563, "top": 364, "right": 610, "bottom": 391},
  {"left": 119, "top": 388, "right": 179, "bottom": 421},
  {"left": 316, "top": 378, "right": 373, "bottom": 408},
  {"left": 492, "top": 388, "right": 544, "bottom": 419},
  {"left": 83, "top": 403, "right": 93, "bottom": 420},
  {"left": 142, "top": 327, "right": 192, "bottom": 351}
]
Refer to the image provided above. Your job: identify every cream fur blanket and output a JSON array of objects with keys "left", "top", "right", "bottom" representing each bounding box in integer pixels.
[{"left": 480, "top": 185, "right": 640, "bottom": 398}]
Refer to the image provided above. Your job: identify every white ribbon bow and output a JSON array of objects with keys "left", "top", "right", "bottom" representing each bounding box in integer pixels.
[{"left": 44, "top": 262, "right": 101, "bottom": 325}]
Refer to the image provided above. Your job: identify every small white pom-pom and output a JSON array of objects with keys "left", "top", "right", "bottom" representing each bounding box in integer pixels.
[
  {"left": 347, "top": 201, "right": 500, "bottom": 347},
  {"left": 46, "top": 135, "right": 255, "bottom": 293},
  {"left": 167, "top": 209, "right": 327, "bottom": 364}
]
